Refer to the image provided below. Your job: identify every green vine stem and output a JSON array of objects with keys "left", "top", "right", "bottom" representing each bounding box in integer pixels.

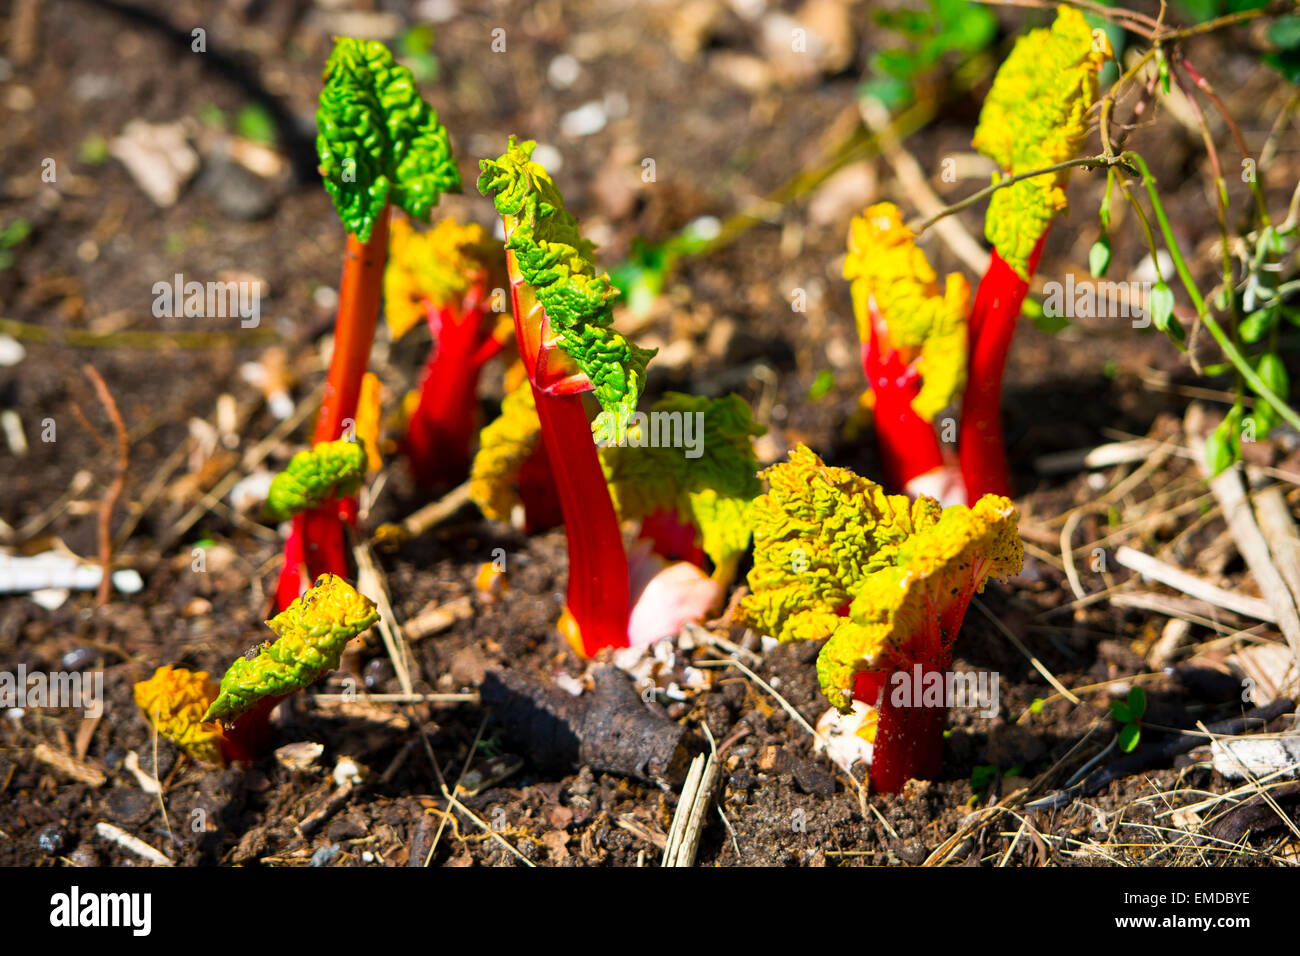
[{"left": 1124, "top": 151, "right": 1300, "bottom": 434}]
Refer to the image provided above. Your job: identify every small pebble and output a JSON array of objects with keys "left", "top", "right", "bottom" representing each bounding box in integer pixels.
[
  {"left": 0, "top": 334, "right": 26, "bottom": 367},
  {"left": 559, "top": 102, "right": 607, "bottom": 138},
  {"left": 547, "top": 54, "right": 580, "bottom": 89},
  {"left": 37, "top": 825, "right": 65, "bottom": 855},
  {"left": 275, "top": 741, "right": 324, "bottom": 773},
  {"left": 363, "top": 658, "right": 394, "bottom": 690},
  {"left": 68, "top": 846, "right": 100, "bottom": 867},
  {"left": 309, "top": 843, "right": 342, "bottom": 867},
  {"left": 313, "top": 285, "right": 339, "bottom": 311},
  {"left": 61, "top": 647, "right": 96, "bottom": 670},
  {"left": 333, "top": 757, "right": 364, "bottom": 787}
]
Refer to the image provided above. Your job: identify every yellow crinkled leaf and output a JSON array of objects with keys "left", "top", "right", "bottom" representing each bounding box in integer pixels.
[
  {"left": 736, "top": 446, "right": 1024, "bottom": 712},
  {"left": 972, "top": 7, "right": 1110, "bottom": 277},
  {"left": 844, "top": 203, "right": 970, "bottom": 421},
  {"left": 133, "top": 665, "right": 224, "bottom": 765},
  {"left": 384, "top": 216, "right": 502, "bottom": 339},
  {"left": 203, "top": 574, "right": 379, "bottom": 724},
  {"left": 736, "top": 444, "right": 942, "bottom": 651},
  {"left": 818, "top": 494, "right": 1024, "bottom": 709},
  {"left": 470, "top": 382, "right": 542, "bottom": 522},
  {"left": 598, "top": 392, "right": 764, "bottom": 571}
]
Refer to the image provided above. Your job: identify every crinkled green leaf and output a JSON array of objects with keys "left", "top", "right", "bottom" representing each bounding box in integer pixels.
[
  {"left": 204, "top": 574, "right": 379, "bottom": 724},
  {"left": 316, "top": 37, "right": 460, "bottom": 241},
  {"left": 737, "top": 445, "right": 1023, "bottom": 710},
  {"left": 597, "top": 392, "right": 764, "bottom": 569},
  {"left": 477, "top": 136, "right": 655, "bottom": 415},
  {"left": 972, "top": 8, "right": 1109, "bottom": 277},
  {"left": 265, "top": 440, "right": 367, "bottom": 521}
]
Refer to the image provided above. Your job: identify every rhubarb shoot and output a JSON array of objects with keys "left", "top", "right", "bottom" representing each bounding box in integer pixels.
[
  {"left": 267, "top": 440, "right": 368, "bottom": 609},
  {"left": 845, "top": 203, "right": 969, "bottom": 501},
  {"left": 273, "top": 37, "right": 460, "bottom": 607},
  {"left": 958, "top": 8, "right": 1109, "bottom": 501},
  {"left": 204, "top": 574, "right": 379, "bottom": 727},
  {"left": 385, "top": 216, "right": 509, "bottom": 488},
  {"left": 477, "top": 137, "right": 655, "bottom": 656},
  {"left": 737, "top": 445, "right": 1023, "bottom": 793}
]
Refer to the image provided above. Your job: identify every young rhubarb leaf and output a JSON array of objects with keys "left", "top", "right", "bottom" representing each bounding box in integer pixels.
[
  {"left": 384, "top": 216, "right": 503, "bottom": 339},
  {"left": 846, "top": 203, "right": 970, "bottom": 422},
  {"left": 738, "top": 445, "right": 1023, "bottom": 710},
  {"left": 134, "top": 665, "right": 224, "bottom": 765},
  {"left": 316, "top": 37, "right": 461, "bottom": 242},
  {"left": 477, "top": 137, "right": 656, "bottom": 415},
  {"left": 597, "top": 392, "right": 765, "bottom": 574},
  {"left": 265, "top": 440, "right": 368, "bottom": 522},
  {"left": 470, "top": 382, "right": 546, "bottom": 523},
  {"left": 972, "top": 8, "right": 1110, "bottom": 277},
  {"left": 203, "top": 574, "right": 379, "bottom": 724}
]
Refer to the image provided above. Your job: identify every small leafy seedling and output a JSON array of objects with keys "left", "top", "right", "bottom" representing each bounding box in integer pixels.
[{"left": 1109, "top": 685, "right": 1147, "bottom": 753}]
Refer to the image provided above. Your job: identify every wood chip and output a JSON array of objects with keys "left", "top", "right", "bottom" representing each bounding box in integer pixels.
[
  {"left": 662, "top": 745, "right": 720, "bottom": 867},
  {"left": 94, "top": 822, "right": 173, "bottom": 865},
  {"left": 1034, "top": 439, "right": 1159, "bottom": 475},
  {"left": 1255, "top": 486, "right": 1300, "bottom": 619},
  {"left": 1114, "top": 546, "right": 1277, "bottom": 623},
  {"left": 403, "top": 596, "right": 474, "bottom": 641},
  {"left": 32, "top": 743, "right": 106, "bottom": 787},
  {"left": 1189, "top": 403, "right": 1300, "bottom": 661},
  {"left": 1229, "top": 640, "right": 1300, "bottom": 705}
]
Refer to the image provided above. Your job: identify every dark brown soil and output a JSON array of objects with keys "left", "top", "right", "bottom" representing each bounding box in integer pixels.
[{"left": 2, "top": 0, "right": 1299, "bottom": 867}]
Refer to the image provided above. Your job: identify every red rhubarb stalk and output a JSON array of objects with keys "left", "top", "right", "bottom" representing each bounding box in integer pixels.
[
  {"left": 315, "top": 206, "right": 390, "bottom": 448},
  {"left": 863, "top": 335, "right": 946, "bottom": 493},
  {"left": 530, "top": 383, "right": 630, "bottom": 655},
  {"left": 958, "top": 236, "right": 1046, "bottom": 502},
  {"left": 479, "top": 138, "right": 655, "bottom": 656},
  {"left": 405, "top": 287, "right": 504, "bottom": 487},
  {"left": 385, "top": 218, "right": 509, "bottom": 489},
  {"left": 269, "top": 36, "right": 460, "bottom": 607},
  {"left": 852, "top": 558, "right": 986, "bottom": 792},
  {"left": 844, "top": 204, "right": 968, "bottom": 500},
  {"left": 959, "top": 7, "right": 1110, "bottom": 501}
]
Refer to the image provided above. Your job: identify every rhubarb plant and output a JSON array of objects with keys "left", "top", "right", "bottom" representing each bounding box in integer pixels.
[
  {"left": 958, "top": 8, "right": 1110, "bottom": 501},
  {"left": 737, "top": 445, "right": 1023, "bottom": 793},
  {"left": 384, "top": 216, "right": 510, "bottom": 489},
  {"left": 470, "top": 384, "right": 759, "bottom": 648},
  {"left": 845, "top": 202, "right": 969, "bottom": 503},
  {"left": 275, "top": 36, "right": 460, "bottom": 609},
  {"left": 268, "top": 439, "right": 368, "bottom": 612},
  {"left": 134, "top": 576, "right": 379, "bottom": 764},
  {"left": 477, "top": 137, "right": 656, "bottom": 656}
]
